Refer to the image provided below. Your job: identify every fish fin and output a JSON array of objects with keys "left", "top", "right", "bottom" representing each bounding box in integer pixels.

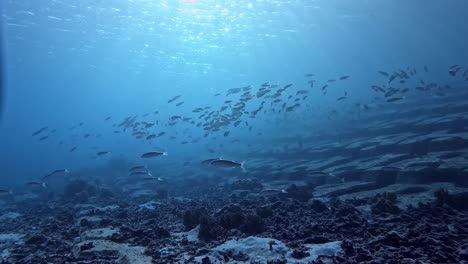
[{"left": 241, "top": 161, "right": 246, "bottom": 172}]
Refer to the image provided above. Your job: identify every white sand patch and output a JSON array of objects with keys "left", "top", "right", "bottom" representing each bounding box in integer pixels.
[
  {"left": 96, "top": 205, "right": 119, "bottom": 211},
  {"left": 77, "top": 216, "right": 102, "bottom": 223},
  {"left": 81, "top": 228, "right": 119, "bottom": 240},
  {"left": 130, "top": 189, "right": 153, "bottom": 198},
  {"left": 173, "top": 225, "right": 199, "bottom": 243},
  {"left": 0, "top": 233, "right": 24, "bottom": 261},
  {"left": 74, "top": 240, "right": 152, "bottom": 264},
  {"left": 138, "top": 201, "right": 161, "bottom": 210},
  {"left": 192, "top": 236, "right": 342, "bottom": 264},
  {"left": 0, "top": 212, "right": 21, "bottom": 221},
  {"left": 0, "top": 233, "right": 23, "bottom": 242}
]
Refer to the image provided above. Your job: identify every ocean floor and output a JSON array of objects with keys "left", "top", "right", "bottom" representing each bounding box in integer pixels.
[{"left": 1, "top": 176, "right": 468, "bottom": 263}]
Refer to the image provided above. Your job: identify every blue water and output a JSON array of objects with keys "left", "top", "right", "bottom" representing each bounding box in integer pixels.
[{"left": 1, "top": 0, "right": 468, "bottom": 188}]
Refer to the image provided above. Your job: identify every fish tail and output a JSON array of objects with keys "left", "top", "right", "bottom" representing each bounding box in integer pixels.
[
  {"left": 42, "top": 182, "right": 47, "bottom": 188},
  {"left": 163, "top": 152, "right": 168, "bottom": 156},
  {"left": 148, "top": 172, "right": 153, "bottom": 177},
  {"left": 241, "top": 161, "right": 246, "bottom": 172}
]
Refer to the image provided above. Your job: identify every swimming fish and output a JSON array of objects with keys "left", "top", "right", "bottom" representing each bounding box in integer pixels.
[
  {"left": 130, "top": 171, "right": 152, "bottom": 177},
  {"left": 43, "top": 169, "right": 69, "bottom": 179},
  {"left": 96, "top": 151, "right": 110, "bottom": 156},
  {"left": 205, "top": 158, "right": 245, "bottom": 170},
  {"left": 168, "top": 95, "right": 182, "bottom": 103},
  {"left": 32, "top": 127, "right": 48, "bottom": 136},
  {"left": 26, "top": 182, "right": 47, "bottom": 188},
  {"left": 142, "top": 176, "right": 164, "bottom": 181},
  {"left": 130, "top": 166, "right": 147, "bottom": 171},
  {"left": 387, "top": 97, "right": 403, "bottom": 102},
  {"left": 141, "top": 151, "right": 168, "bottom": 158}
]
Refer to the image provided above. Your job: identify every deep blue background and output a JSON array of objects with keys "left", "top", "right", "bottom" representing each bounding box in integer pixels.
[{"left": 1, "top": 0, "right": 467, "bottom": 187}]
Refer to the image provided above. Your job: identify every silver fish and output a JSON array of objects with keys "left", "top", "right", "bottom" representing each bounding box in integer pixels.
[{"left": 141, "top": 151, "right": 168, "bottom": 158}]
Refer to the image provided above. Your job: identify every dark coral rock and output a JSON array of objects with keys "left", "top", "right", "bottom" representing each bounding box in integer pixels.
[
  {"left": 183, "top": 207, "right": 208, "bottom": 231},
  {"left": 230, "top": 179, "right": 263, "bottom": 191},
  {"left": 153, "top": 227, "right": 170, "bottom": 239},
  {"left": 370, "top": 192, "right": 400, "bottom": 215},
  {"left": 459, "top": 249, "right": 468, "bottom": 261},
  {"left": 241, "top": 215, "right": 265, "bottom": 235},
  {"left": 291, "top": 249, "right": 310, "bottom": 259},
  {"left": 198, "top": 216, "right": 224, "bottom": 241},
  {"left": 63, "top": 179, "right": 97, "bottom": 201},
  {"left": 381, "top": 231, "right": 403, "bottom": 247},
  {"left": 256, "top": 206, "right": 273, "bottom": 218},
  {"left": 435, "top": 188, "right": 468, "bottom": 210},
  {"left": 25, "top": 234, "right": 48, "bottom": 245},
  {"left": 218, "top": 204, "right": 245, "bottom": 229},
  {"left": 80, "top": 242, "right": 94, "bottom": 251},
  {"left": 201, "top": 256, "right": 212, "bottom": 264},
  {"left": 309, "top": 199, "right": 328, "bottom": 212}
]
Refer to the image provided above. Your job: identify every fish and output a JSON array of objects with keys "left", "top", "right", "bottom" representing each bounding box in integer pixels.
[
  {"left": 26, "top": 181, "right": 47, "bottom": 188},
  {"left": 130, "top": 171, "right": 152, "bottom": 177},
  {"left": 304, "top": 73, "right": 314, "bottom": 77},
  {"left": 339, "top": 75, "right": 350, "bottom": 80},
  {"left": 146, "top": 134, "right": 156, "bottom": 140},
  {"left": 141, "top": 151, "right": 168, "bottom": 158},
  {"left": 143, "top": 176, "right": 164, "bottom": 181},
  {"left": 0, "top": 189, "right": 12, "bottom": 195},
  {"left": 337, "top": 96, "right": 347, "bottom": 101},
  {"left": 44, "top": 169, "right": 69, "bottom": 179},
  {"left": 201, "top": 158, "right": 220, "bottom": 165},
  {"left": 386, "top": 97, "right": 403, "bottom": 102},
  {"left": 96, "top": 151, "right": 110, "bottom": 156},
  {"left": 449, "top": 67, "right": 460, "bottom": 76},
  {"left": 32, "top": 127, "right": 48, "bottom": 136},
  {"left": 176, "top": 101, "right": 184, "bottom": 106},
  {"left": 130, "top": 166, "right": 147, "bottom": 171},
  {"left": 104, "top": 116, "right": 112, "bottom": 121},
  {"left": 70, "top": 147, "right": 77, "bottom": 152},
  {"left": 224, "top": 131, "right": 230, "bottom": 137},
  {"left": 39, "top": 136, "right": 48, "bottom": 141},
  {"left": 168, "top": 95, "right": 182, "bottom": 103},
  {"left": 209, "top": 159, "right": 245, "bottom": 170},
  {"left": 378, "top": 71, "right": 389, "bottom": 76},
  {"left": 296, "top": 90, "right": 308, "bottom": 95}
]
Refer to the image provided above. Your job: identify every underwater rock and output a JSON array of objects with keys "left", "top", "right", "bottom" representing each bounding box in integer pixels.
[
  {"left": 183, "top": 207, "right": 209, "bottom": 231},
  {"left": 63, "top": 179, "right": 97, "bottom": 201},
  {"left": 309, "top": 200, "right": 328, "bottom": 212},
  {"left": 256, "top": 206, "right": 273, "bottom": 218},
  {"left": 218, "top": 204, "right": 245, "bottom": 229},
  {"left": 291, "top": 249, "right": 310, "bottom": 259},
  {"left": 434, "top": 188, "right": 468, "bottom": 209},
  {"left": 25, "top": 234, "right": 48, "bottom": 245},
  {"left": 370, "top": 192, "right": 400, "bottom": 215},
  {"left": 198, "top": 216, "right": 224, "bottom": 241},
  {"left": 240, "top": 215, "right": 265, "bottom": 235}
]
